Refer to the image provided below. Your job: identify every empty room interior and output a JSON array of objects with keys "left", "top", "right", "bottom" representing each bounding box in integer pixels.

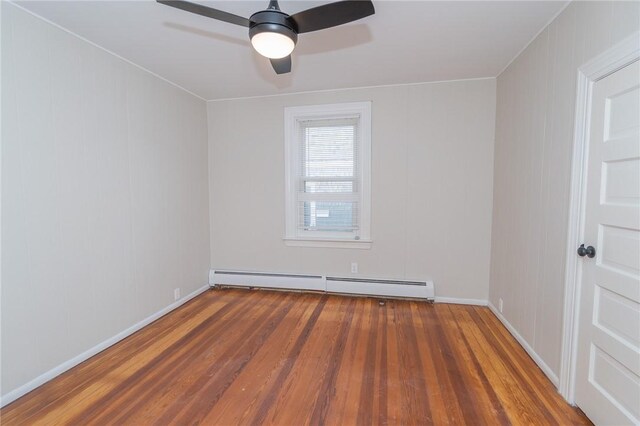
[{"left": 1, "top": 0, "right": 639, "bottom": 424}]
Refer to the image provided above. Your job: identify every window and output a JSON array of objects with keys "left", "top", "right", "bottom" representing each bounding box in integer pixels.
[{"left": 284, "top": 102, "right": 371, "bottom": 248}]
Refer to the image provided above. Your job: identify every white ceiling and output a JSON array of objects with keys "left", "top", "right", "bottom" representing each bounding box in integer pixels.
[{"left": 14, "top": 0, "right": 567, "bottom": 100}]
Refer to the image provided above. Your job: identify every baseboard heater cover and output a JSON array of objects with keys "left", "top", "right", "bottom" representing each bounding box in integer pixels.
[
  {"left": 326, "top": 276, "right": 434, "bottom": 300},
  {"left": 212, "top": 270, "right": 325, "bottom": 291},
  {"left": 212, "top": 270, "right": 434, "bottom": 300}
]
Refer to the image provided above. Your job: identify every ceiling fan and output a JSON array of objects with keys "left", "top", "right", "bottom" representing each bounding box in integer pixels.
[{"left": 157, "top": 0, "right": 375, "bottom": 74}]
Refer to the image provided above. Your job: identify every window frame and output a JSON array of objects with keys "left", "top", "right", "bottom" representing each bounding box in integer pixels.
[{"left": 284, "top": 102, "right": 372, "bottom": 249}]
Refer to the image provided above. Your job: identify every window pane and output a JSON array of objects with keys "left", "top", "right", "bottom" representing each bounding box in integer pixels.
[
  {"left": 303, "top": 125, "right": 355, "bottom": 178},
  {"left": 300, "top": 201, "right": 357, "bottom": 231},
  {"left": 304, "top": 181, "right": 353, "bottom": 193}
]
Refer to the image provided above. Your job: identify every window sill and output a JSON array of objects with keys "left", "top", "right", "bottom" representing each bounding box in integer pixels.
[{"left": 283, "top": 238, "right": 372, "bottom": 249}]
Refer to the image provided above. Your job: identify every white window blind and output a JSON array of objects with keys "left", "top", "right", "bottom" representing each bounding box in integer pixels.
[
  {"left": 297, "top": 117, "right": 360, "bottom": 234},
  {"left": 284, "top": 102, "right": 371, "bottom": 248}
]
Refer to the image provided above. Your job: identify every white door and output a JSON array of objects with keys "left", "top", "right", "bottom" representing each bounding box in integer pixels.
[{"left": 575, "top": 60, "right": 640, "bottom": 425}]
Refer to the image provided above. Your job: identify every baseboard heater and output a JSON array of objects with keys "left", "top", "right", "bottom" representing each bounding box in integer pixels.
[
  {"left": 212, "top": 270, "right": 325, "bottom": 292},
  {"left": 211, "top": 270, "right": 434, "bottom": 301},
  {"left": 325, "top": 276, "right": 434, "bottom": 300}
]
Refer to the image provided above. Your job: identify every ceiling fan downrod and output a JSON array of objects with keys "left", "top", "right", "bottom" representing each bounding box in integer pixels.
[{"left": 267, "top": 0, "right": 281, "bottom": 11}]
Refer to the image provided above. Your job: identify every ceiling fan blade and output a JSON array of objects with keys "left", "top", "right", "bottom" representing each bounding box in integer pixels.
[
  {"left": 288, "top": 0, "right": 374, "bottom": 34},
  {"left": 157, "top": 1, "right": 251, "bottom": 28},
  {"left": 270, "top": 56, "right": 291, "bottom": 74}
]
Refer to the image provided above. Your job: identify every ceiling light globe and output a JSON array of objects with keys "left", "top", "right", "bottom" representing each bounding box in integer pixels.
[{"left": 251, "top": 31, "right": 295, "bottom": 59}]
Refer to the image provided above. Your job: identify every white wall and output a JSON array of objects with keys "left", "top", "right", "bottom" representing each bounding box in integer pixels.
[
  {"left": 208, "top": 78, "right": 496, "bottom": 301},
  {"left": 1, "top": 3, "right": 210, "bottom": 399},
  {"left": 490, "top": 0, "right": 640, "bottom": 382}
]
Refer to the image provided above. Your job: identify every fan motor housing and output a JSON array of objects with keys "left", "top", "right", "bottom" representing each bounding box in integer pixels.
[{"left": 249, "top": 9, "right": 298, "bottom": 45}]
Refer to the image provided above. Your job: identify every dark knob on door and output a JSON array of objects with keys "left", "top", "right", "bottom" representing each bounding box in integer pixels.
[{"left": 577, "top": 244, "right": 596, "bottom": 258}]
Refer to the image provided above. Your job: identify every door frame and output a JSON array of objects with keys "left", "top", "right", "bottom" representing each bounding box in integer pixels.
[{"left": 559, "top": 31, "right": 640, "bottom": 404}]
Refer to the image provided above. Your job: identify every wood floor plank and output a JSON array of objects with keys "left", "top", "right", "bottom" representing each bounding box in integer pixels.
[
  {"left": 408, "top": 302, "right": 455, "bottom": 425},
  {"left": 13, "top": 293, "right": 238, "bottom": 425},
  {"left": 111, "top": 291, "right": 291, "bottom": 425},
  {"left": 384, "top": 300, "right": 404, "bottom": 424},
  {"left": 321, "top": 297, "right": 368, "bottom": 426},
  {"left": 436, "top": 304, "right": 510, "bottom": 425},
  {"left": 472, "top": 306, "right": 590, "bottom": 424},
  {"left": 414, "top": 303, "right": 468, "bottom": 425},
  {"left": 64, "top": 291, "right": 260, "bottom": 425},
  {"left": 263, "top": 295, "right": 356, "bottom": 425},
  {"left": 0, "top": 294, "right": 214, "bottom": 424},
  {"left": 454, "top": 306, "right": 543, "bottom": 425},
  {"left": 199, "top": 294, "right": 322, "bottom": 425},
  {"left": 393, "top": 300, "right": 431, "bottom": 425},
  {"left": 374, "top": 301, "right": 388, "bottom": 425},
  {"left": 357, "top": 299, "right": 380, "bottom": 426},
  {"left": 1, "top": 289, "right": 592, "bottom": 425},
  {"left": 162, "top": 292, "right": 293, "bottom": 425}
]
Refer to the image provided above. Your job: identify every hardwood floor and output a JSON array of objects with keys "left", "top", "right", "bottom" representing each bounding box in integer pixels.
[{"left": 2, "top": 288, "right": 590, "bottom": 425}]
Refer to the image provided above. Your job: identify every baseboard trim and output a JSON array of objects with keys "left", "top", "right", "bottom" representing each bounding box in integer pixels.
[
  {"left": 0, "top": 284, "right": 210, "bottom": 407},
  {"left": 487, "top": 302, "right": 559, "bottom": 387},
  {"left": 435, "top": 297, "right": 488, "bottom": 306}
]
